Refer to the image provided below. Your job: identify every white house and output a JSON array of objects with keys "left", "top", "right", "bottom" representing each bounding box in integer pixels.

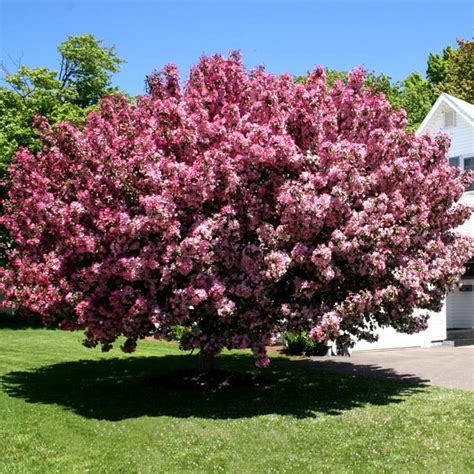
[{"left": 355, "top": 93, "right": 474, "bottom": 350}]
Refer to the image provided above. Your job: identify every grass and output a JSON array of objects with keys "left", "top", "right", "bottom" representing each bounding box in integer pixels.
[{"left": 0, "top": 325, "right": 473, "bottom": 473}]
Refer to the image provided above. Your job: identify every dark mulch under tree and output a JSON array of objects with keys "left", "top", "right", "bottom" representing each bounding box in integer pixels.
[{"left": 146, "top": 369, "right": 264, "bottom": 391}]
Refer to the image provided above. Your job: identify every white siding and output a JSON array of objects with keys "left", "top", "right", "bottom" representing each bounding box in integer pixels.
[
  {"left": 425, "top": 305, "right": 448, "bottom": 341},
  {"left": 450, "top": 193, "right": 474, "bottom": 328},
  {"left": 423, "top": 99, "right": 474, "bottom": 333},
  {"left": 354, "top": 328, "right": 429, "bottom": 350},
  {"left": 446, "top": 279, "right": 474, "bottom": 328},
  {"left": 423, "top": 103, "right": 474, "bottom": 157},
  {"left": 354, "top": 306, "right": 446, "bottom": 351},
  {"left": 357, "top": 95, "right": 473, "bottom": 350}
]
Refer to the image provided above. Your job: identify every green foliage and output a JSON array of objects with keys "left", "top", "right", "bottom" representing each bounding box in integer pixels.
[
  {"left": 426, "top": 46, "right": 452, "bottom": 87},
  {"left": 365, "top": 72, "right": 403, "bottom": 110},
  {"left": 0, "top": 68, "right": 84, "bottom": 178},
  {"left": 0, "top": 34, "right": 124, "bottom": 266},
  {"left": 282, "top": 331, "right": 328, "bottom": 356},
  {"left": 295, "top": 68, "right": 349, "bottom": 87},
  {"left": 399, "top": 72, "right": 434, "bottom": 130},
  {"left": 0, "top": 34, "right": 124, "bottom": 180},
  {"left": 427, "top": 40, "right": 474, "bottom": 103},
  {"left": 170, "top": 324, "right": 187, "bottom": 342},
  {"left": 438, "top": 39, "right": 474, "bottom": 103},
  {"left": 169, "top": 324, "right": 194, "bottom": 350},
  {"left": 57, "top": 34, "right": 124, "bottom": 107},
  {"left": 324, "top": 68, "right": 348, "bottom": 87}
]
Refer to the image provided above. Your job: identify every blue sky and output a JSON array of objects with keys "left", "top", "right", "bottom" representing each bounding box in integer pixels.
[{"left": 1, "top": 0, "right": 472, "bottom": 96}]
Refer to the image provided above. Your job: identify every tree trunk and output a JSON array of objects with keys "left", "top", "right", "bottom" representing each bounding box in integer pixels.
[{"left": 198, "top": 351, "right": 215, "bottom": 372}]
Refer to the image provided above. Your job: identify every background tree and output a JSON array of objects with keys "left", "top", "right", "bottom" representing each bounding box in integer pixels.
[
  {"left": 399, "top": 72, "right": 434, "bottom": 130},
  {"left": 364, "top": 72, "right": 402, "bottom": 110},
  {"left": 433, "top": 39, "right": 474, "bottom": 103},
  {"left": 296, "top": 68, "right": 348, "bottom": 87},
  {"left": 57, "top": 34, "right": 125, "bottom": 107},
  {"left": 426, "top": 45, "right": 452, "bottom": 89},
  {"left": 0, "top": 34, "right": 124, "bottom": 265},
  {"left": 295, "top": 69, "right": 402, "bottom": 107},
  {"left": 0, "top": 34, "right": 124, "bottom": 177},
  {"left": 1, "top": 54, "right": 472, "bottom": 370}
]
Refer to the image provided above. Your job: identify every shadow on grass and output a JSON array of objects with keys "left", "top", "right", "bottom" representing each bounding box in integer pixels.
[
  {"left": 2, "top": 353, "right": 428, "bottom": 421},
  {"left": 288, "top": 358, "right": 431, "bottom": 385},
  {"left": 0, "top": 311, "right": 45, "bottom": 330}
]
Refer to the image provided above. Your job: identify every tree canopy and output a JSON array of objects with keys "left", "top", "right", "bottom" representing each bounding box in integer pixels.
[
  {"left": 428, "top": 39, "right": 474, "bottom": 103},
  {"left": 1, "top": 54, "right": 472, "bottom": 367},
  {"left": 0, "top": 34, "right": 124, "bottom": 179}
]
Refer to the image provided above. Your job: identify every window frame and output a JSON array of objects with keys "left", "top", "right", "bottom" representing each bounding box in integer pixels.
[
  {"left": 461, "top": 260, "right": 474, "bottom": 280},
  {"left": 464, "top": 157, "right": 474, "bottom": 191},
  {"left": 448, "top": 155, "right": 474, "bottom": 191},
  {"left": 449, "top": 156, "right": 460, "bottom": 168},
  {"left": 444, "top": 110, "right": 457, "bottom": 128}
]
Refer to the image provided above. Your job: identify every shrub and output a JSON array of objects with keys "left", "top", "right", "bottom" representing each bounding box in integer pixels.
[{"left": 283, "top": 332, "right": 328, "bottom": 356}]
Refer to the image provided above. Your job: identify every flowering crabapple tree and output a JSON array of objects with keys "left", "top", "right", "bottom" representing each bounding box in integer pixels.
[{"left": 1, "top": 53, "right": 473, "bottom": 370}]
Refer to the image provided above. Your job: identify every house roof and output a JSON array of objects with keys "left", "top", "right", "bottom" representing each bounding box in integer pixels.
[{"left": 416, "top": 93, "right": 474, "bottom": 136}]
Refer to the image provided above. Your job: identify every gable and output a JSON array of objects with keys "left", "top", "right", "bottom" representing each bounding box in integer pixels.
[{"left": 416, "top": 95, "right": 474, "bottom": 158}]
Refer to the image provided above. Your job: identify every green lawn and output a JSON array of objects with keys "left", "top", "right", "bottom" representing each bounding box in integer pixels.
[{"left": 1, "top": 325, "right": 473, "bottom": 473}]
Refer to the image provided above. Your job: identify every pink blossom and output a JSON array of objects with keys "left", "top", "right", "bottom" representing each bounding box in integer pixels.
[
  {"left": 1, "top": 53, "right": 473, "bottom": 366},
  {"left": 309, "top": 312, "right": 342, "bottom": 343}
]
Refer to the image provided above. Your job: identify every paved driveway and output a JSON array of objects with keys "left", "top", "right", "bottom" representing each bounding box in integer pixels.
[{"left": 295, "top": 346, "right": 474, "bottom": 391}]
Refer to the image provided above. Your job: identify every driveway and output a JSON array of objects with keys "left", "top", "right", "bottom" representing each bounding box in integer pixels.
[{"left": 293, "top": 346, "right": 474, "bottom": 391}]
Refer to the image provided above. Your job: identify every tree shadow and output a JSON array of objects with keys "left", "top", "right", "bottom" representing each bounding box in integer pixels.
[
  {"left": 2, "top": 354, "right": 428, "bottom": 421},
  {"left": 0, "top": 311, "right": 46, "bottom": 330},
  {"left": 288, "top": 358, "right": 431, "bottom": 385}
]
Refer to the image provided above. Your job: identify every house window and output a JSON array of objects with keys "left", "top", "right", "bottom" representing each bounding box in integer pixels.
[
  {"left": 444, "top": 110, "right": 456, "bottom": 127},
  {"left": 448, "top": 156, "right": 474, "bottom": 191},
  {"left": 462, "top": 261, "right": 474, "bottom": 279},
  {"left": 449, "top": 157, "right": 460, "bottom": 168},
  {"left": 464, "top": 157, "right": 474, "bottom": 191}
]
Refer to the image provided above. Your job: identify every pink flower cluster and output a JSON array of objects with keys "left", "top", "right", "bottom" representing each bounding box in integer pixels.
[
  {"left": 1, "top": 53, "right": 473, "bottom": 366},
  {"left": 309, "top": 312, "right": 341, "bottom": 342}
]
